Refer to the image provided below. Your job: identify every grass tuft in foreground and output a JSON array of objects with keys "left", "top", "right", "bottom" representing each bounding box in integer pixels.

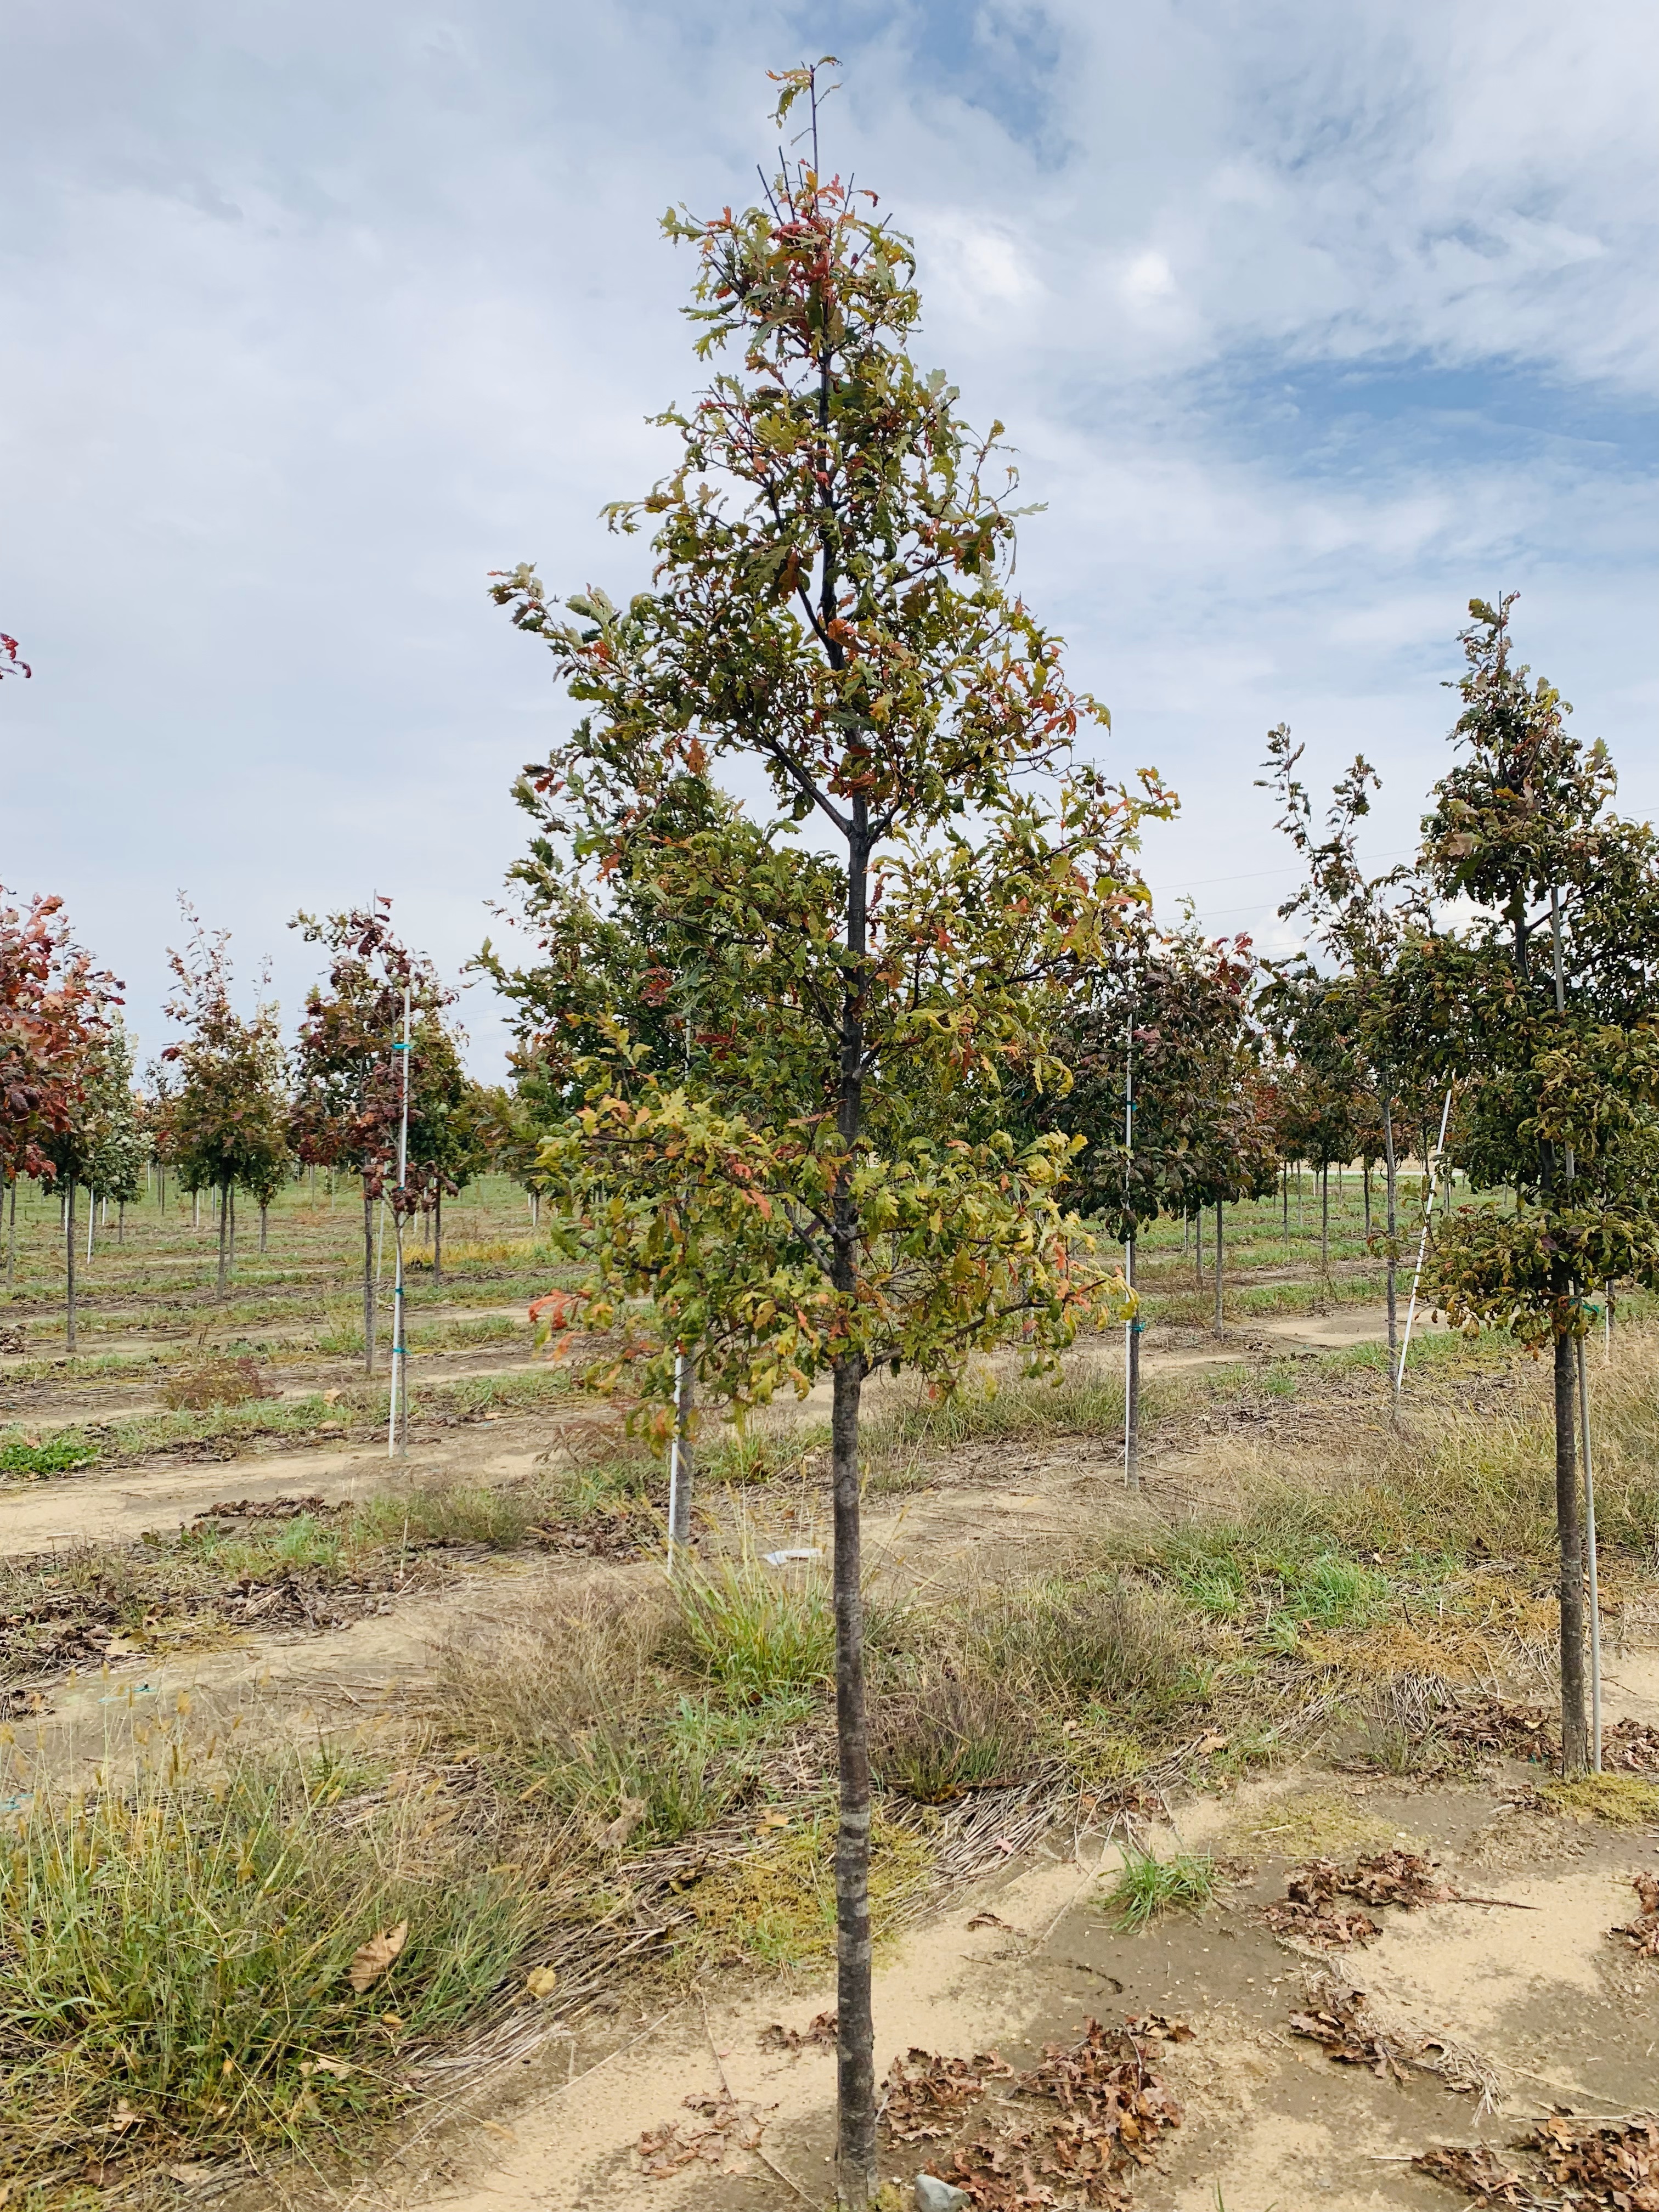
[
  {"left": 0, "top": 1737, "right": 534, "bottom": 2177},
  {"left": 1099, "top": 1845, "right": 1218, "bottom": 1930}
]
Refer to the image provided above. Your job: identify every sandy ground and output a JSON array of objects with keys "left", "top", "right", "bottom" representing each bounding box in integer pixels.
[{"left": 6, "top": 1288, "right": 1649, "bottom": 2211}]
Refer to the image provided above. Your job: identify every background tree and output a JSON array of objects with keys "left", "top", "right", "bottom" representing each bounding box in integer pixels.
[
  {"left": 1261, "top": 730, "right": 1426, "bottom": 1362},
  {"left": 0, "top": 891, "right": 116, "bottom": 1305},
  {"left": 489, "top": 63, "right": 1159, "bottom": 2202},
  {"left": 1015, "top": 916, "right": 1270, "bottom": 1468},
  {"left": 0, "top": 633, "right": 29, "bottom": 682},
  {"left": 1387, "top": 597, "right": 1659, "bottom": 1775},
  {"left": 80, "top": 1018, "right": 146, "bottom": 1250},
  {"left": 289, "top": 902, "right": 453, "bottom": 1372},
  {"left": 161, "top": 910, "right": 290, "bottom": 1299},
  {"left": 1257, "top": 969, "right": 1362, "bottom": 1283}
]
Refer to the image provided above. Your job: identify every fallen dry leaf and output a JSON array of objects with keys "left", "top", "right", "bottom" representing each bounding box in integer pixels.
[
  {"left": 760, "top": 2011, "right": 836, "bottom": 2053},
  {"left": 1412, "top": 2142, "right": 1531, "bottom": 2202},
  {"left": 1611, "top": 1871, "right": 1659, "bottom": 1959},
  {"left": 348, "top": 1920, "right": 408, "bottom": 1993},
  {"left": 524, "top": 1965, "right": 560, "bottom": 2000},
  {"left": 882, "top": 2047, "right": 1012, "bottom": 2142}
]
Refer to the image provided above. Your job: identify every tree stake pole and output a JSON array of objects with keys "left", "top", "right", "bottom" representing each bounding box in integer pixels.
[{"left": 1394, "top": 1087, "right": 1452, "bottom": 1400}]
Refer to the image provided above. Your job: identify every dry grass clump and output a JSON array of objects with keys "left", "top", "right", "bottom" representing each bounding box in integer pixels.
[
  {"left": 678, "top": 1812, "right": 933, "bottom": 1971},
  {"left": 871, "top": 1567, "right": 1209, "bottom": 1803},
  {"left": 159, "top": 1353, "right": 278, "bottom": 1410},
  {"left": 0, "top": 1734, "right": 533, "bottom": 2183}
]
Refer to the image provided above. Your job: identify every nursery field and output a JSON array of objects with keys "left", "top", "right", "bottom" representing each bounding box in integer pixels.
[{"left": 2, "top": 1171, "right": 1656, "bottom": 2212}]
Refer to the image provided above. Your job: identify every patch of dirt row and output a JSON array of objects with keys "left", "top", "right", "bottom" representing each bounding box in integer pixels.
[{"left": 331, "top": 1754, "right": 1659, "bottom": 2212}]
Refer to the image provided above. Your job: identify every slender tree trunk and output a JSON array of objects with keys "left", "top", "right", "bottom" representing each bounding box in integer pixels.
[
  {"left": 259, "top": 1201, "right": 268, "bottom": 1254},
  {"left": 1383, "top": 1102, "right": 1399, "bottom": 1364},
  {"left": 117, "top": 1200, "right": 125, "bottom": 1245},
  {"left": 1214, "top": 1201, "right": 1224, "bottom": 1336},
  {"left": 1321, "top": 1166, "right": 1329, "bottom": 1279},
  {"left": 65, "top": 1181, "right": 77, "bottom": 1354},
  {"left": 1363, "top": 1162, "right": 1372, "bottom": 1239},
  {"left": 192, "top": 1188, "right": 200, "bottom": 1231},
  {"left": 6, "top": 1173, "right": 16, "bottom": 1289},
  {"left": 433, "top": 1192, "right": 443, "bottom": 1285},
  {"left": 831, "top": 1358, "right": 873, "bottom": 2198},
  {"left": 831, "top": 787, "right": 876, "bottom": 2204},
  {"left": 1124, "top": 1234, "right": 1140, "bottom": 1489},
  {"left": 1282, "top": 1166, "right": 1289, "bottom": 1249},
  {"left": 217, "top": 1178, "right": 230, "bottom": 1298},
  {"left": 1554, "top": 1317, "right": 1589, "bottom": 1775},
  {"left": 363, "top": 1188, "right": 377, "bottom": 1376},
  {"left": 1194, "top": 1206, "right": 1203, "bottom": 1293}
]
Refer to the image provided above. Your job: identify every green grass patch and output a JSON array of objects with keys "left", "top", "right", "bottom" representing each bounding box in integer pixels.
[
  {"left": 0, "top": 1428, "right": 98, "bottom": 1477},
  {"left": 0, "top": 1743, "right": 533, "bottom": 2179},
  {"left": 1099, "top": 1846, "right": 1217, "bottom": 1931}
]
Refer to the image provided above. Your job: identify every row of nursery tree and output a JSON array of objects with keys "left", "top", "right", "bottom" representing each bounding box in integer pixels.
[
  {"left": 8, "top": 61, "right": 1656, "bottom": 2202},
  {"left": 469, "top": 67, "right": 1659, "bottom": 2202},
  {"left": 0, "top": 898, "right": 560, "bottom": 1360}
]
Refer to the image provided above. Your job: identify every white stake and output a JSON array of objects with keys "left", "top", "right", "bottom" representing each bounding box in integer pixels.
[
  {"left": 1394, "top": 1088, "right": 1453, "bottom": 1398},
  {"left": 666, "top": 1347, "right": 686, "bottom": 1574}
]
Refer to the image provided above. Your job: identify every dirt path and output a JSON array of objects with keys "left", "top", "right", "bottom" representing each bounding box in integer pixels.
[{"left": 357, "top": 1697, "right": 1659, "bottom": 2212}]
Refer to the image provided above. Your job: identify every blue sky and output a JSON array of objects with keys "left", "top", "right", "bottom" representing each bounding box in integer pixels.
[{"left": 3, "top": 0, "right": 1654, "bottom": 1069}]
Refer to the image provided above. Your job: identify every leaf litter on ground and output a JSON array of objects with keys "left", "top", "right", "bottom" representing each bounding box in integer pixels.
[
  {"left": 905, "top": 2015, "right": 1186, "bottom": 2209},
  {"left": 1259, "top": 1849, "right": 1529, "bottom": 1949},
  {"left": 1611, "top": 1870, "right": 1659, "bottom": 1959},
  {"left": 1415, "top": 2112, "right": 1659, "bottom": 2207}
]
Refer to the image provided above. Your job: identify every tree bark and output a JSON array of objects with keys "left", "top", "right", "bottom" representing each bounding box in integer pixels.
[
  {"left": 1214, "top": 1200, "right": 1224, "bottom": 1336},
  {"left": 1554, "top": 1318, "right": 1589, "bottom": 1775},
  {"left": 1124, "top": 1234, "right": 1140, "bottom": 1489},
  {"left": 832, "top": 785, "right": 876, "bottom": 2205},
  {"left": 117, "top": 1200, "right": 125, "bottom": 1245},
  {"left": 1194, "top": 1206, "right": 1203, "bottom": 1294},
  {"left": 217, "top": 1178, "right": 230, "bottom": 1299},
  {"left": 259, "top": 1203, "right": 268, "bottom": 1254},
  {"left": 229, "top": 1186, "right": 236, "bottom": 1279},
  {"left": 1321, "top": 1165, "right": 1329, "bottom": 1280},
  {"left": 433, "top": 1192, "right": 443, "bottom": 1285},
  {"left": 65, "top": 1181, "right": 77, "bottom": 1354},
  {"left": 831, "top": 1356, "right": 873, "bottom": 2201},
  {"left": 1382, "top": 1101, "right": 1399, "bottom": 1363},
  {"left": 5, "top": 1173, "right": 16, "bottom": 1289},
  {"left": 1363, "top": 1162, "right": 1371, "bottom": 1240},
  {"left": 363, "top": 1188, "right": 377, "bottom": 1376}
]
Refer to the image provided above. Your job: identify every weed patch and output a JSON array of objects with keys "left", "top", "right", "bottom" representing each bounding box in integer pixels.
[{"left": 1099, "top": 1846, "right": 1217, "bottom": 1930}]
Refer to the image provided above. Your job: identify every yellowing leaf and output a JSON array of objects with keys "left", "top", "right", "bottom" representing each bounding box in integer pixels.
[
  {"left": 524, "top": 1965, "right": 559, "bottom": 2000},
  {"left": 348, "top": 1920, "right": 408, "bottom": 1993}
]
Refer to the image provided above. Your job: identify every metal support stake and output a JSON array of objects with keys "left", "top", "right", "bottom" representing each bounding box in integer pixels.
[{"left": 1395, "top": 1087, "right": 1453, "bottom": 1399}]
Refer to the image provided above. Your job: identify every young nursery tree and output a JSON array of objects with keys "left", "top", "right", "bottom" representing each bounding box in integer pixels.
[
  {"left": 1019, "top": 917, "right": 1268, "bottom": 1465},
  {"left": 80, "top": 1018, "right": 147, "bottom": 1249},
  {"left": 290, "top": 904, "right": 454, "bottom": 1371},
  {"left": 490, "top": 63, "right": 1161, "bottom": 2201},
  {"left": 0, "top": 891, "right": 116, "bottom": 1308},
  {"left": 161, "top": 910, "right": 290, "bottom": 1298},
  {"left": 1391, "top": 599, "right": 1659, "bottom": 1774},
  {"left": 1261, "top": 731, "right": 1424, "bottom": 1359}
]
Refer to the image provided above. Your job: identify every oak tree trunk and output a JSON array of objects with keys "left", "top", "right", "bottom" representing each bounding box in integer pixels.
[
  {"left": 65, "top": 1181, "right": 77, "bottom": 1353},
  {"left": 433, "top": 1192, "right": 443, "bottom": 1285},
  {"left": 363, "top": 1189, "right": 377, "bottom": 1376},
  {"left": 1125, "top": 1234, "right": 1140, "bottom": 1489},
  {"left": 1382, "top": 1102, "right": 1399, "bottom": 1363},
  {"left": 1554, "top": 1318, "right": 1589, "bottom": 1775},
  {"left": 669, "top": 1352, "right": 694, "bottom": 1549},
  {"left": 217, "top": 1178, "right": 230, "bottom": 1299},
  {"left": 1213, "top": 1200, "right": 1224, "bottom": 1336}
]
